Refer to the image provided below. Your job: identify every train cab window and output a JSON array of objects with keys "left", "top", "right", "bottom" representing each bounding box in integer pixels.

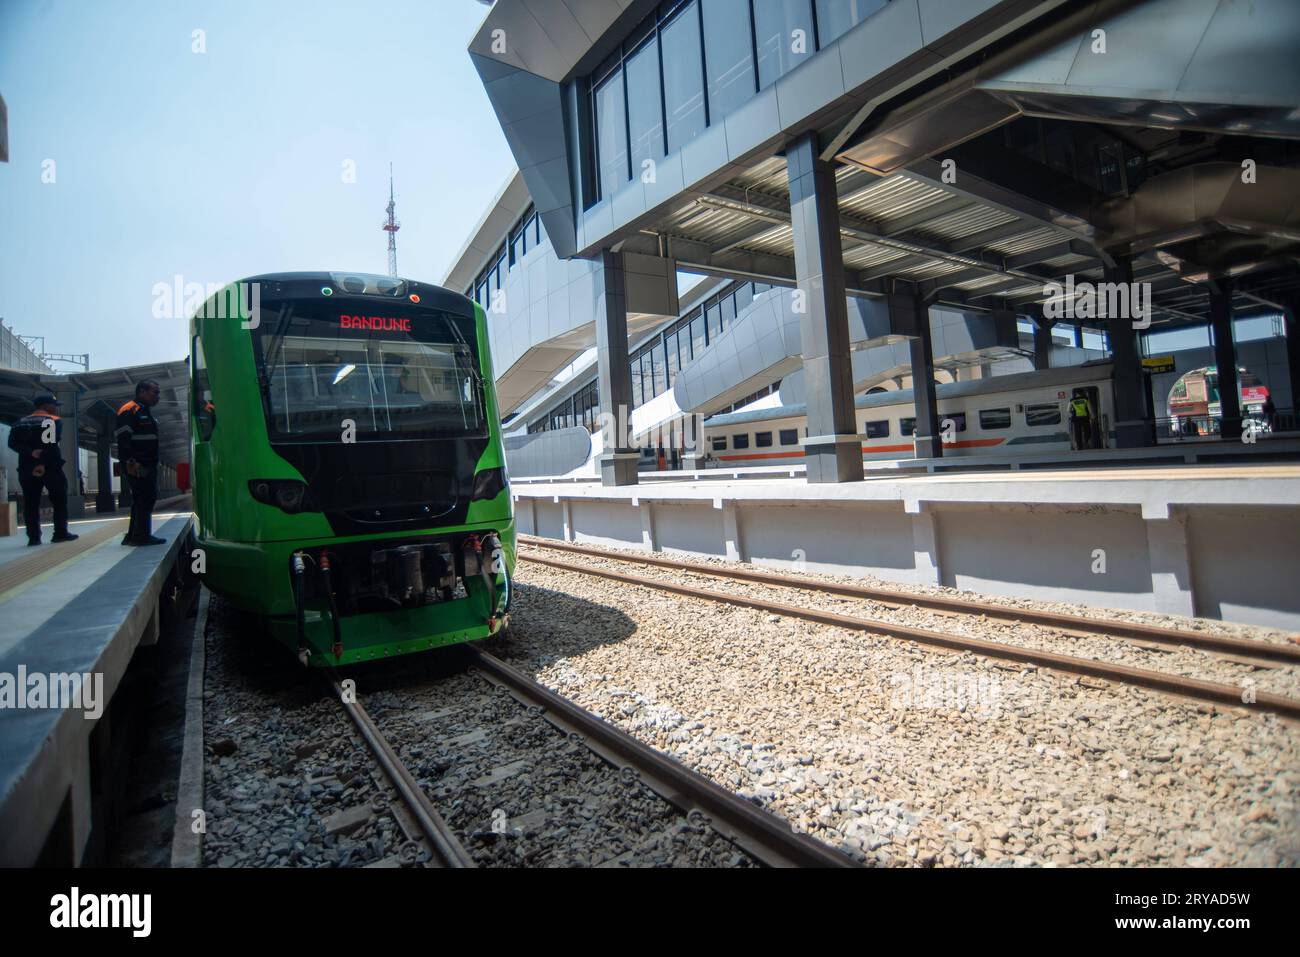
[
  {"left": 755, "top": 431, "right": 773, "bottom": 448},
  {"left": 710, "top": 436, "right": 727, "bottom": 451},
  {"left": 192, "top": 336, "right": 215, "bottom": 441},
  {"left": 979, "top": 407, "right": 1011, "bottom": 430},
  {"left": 779, "top": 428, "right": 798, "bottom": 446},
  {"left": 1025, "top": 403, "right": 1062, "bottom": 426},
  {"left": 733, "top": 433, "right": 750, "bottom": 450},
  {"left": 900, "top": 417, "right": 916, "bottom": 437},
  {"left": 863, "top": 420, "right": 890, "bottom": 439}
]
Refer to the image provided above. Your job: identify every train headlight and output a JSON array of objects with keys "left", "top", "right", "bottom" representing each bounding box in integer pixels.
[
  {"left": 248, "top": 479, "right": 310, "bottom": 514},
  {"left": 274, "top": 483, "right": 304, "bottom": 513}
]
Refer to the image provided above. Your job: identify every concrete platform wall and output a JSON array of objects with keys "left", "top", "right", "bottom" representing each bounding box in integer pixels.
[{"left": 516, "top": 481, "right": 1300, "bottom": 630}]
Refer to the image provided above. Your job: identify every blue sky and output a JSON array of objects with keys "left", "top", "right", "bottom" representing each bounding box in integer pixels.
[{"left": 0, "top": 0, "right": 516, "bottom": 370}]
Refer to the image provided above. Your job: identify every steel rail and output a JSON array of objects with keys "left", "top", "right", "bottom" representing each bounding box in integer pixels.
[
  {"left": 519, "top": 536, "right": 1300, "bottom": 664},
  {"left": 462, "top": 646, "right": 858, "bottom": 868},
  {"left": 331, "top": 679, "right": 476, "bottom": 869},
  {"left": 518, "top": 549, "right": 1300, "bottom": 721}
]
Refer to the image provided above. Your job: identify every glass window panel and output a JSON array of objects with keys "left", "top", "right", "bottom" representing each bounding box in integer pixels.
[
  {"left": 721, "top": 294, "right": 737, "bottom": 331},
  {"left": 733, "top": 283, "right": 752, "bottom": 316},
  {"left": 814, "top": 0, "right": 886, "bottom": 46},
  {"left": 707, "top": 303, "right": 723, "bottom": 340},
  {"left": 755, "top": 431, "right": 773, "bottom": 447},
  {"left": 710, "top": 436, "right": 728, "bottom": 451},
  {"left": 702, "top": 0, "right": 756, "bottom": 121},
  {"left": 979, "top": 408, "right": 1011, "bottom": 430},
  {"left": 665, "top": 334, "right": 679, "bottom": 384},
  {"left": 779, "top": 428, "right": 798, "bottom": 446},
  {"left": 900, "top": 417, "right": 916, "bottom": 436},
  {"left": 661, "top": 3, "right": 706, "bottom": 153},
  {"left": 754, "top": 0, "right": 815, "bottom": 89},
  {"left": 690, "top": 315, "right": 705, "bottom": 360},
  {"left": 733, "top": 433, "right": 750, "bottom": 449},
  {"left": 630, "top": 360, "right": 642, "bottom": 407},
  {"left": 594, "top": 70, "right": 628, "bottom": 198},
  {"left": 864, "top": 420, "right": 890, "bottom": 439},
  {"left": 650, "top": 347, "right": 666, "bottom": 396},
  {"left": 626, "top": 38, "right": 664, "bottom": 181},
  {"left": 1025, "top": 403, "right": 1062, "bottom": 427},
  {"left": 510, "top": 229, "right": 526, "bottom": 268}
]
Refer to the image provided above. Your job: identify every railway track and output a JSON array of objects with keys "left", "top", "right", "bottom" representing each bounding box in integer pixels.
[
  {"left": 332, "top": 678, "right": 476, "bottom": 868},
  {"left": 517, "top": 536, "right": 1300, "bottom": 721},
  {"left": 332, "top": 647, "right": 855, "bottom": 868}
]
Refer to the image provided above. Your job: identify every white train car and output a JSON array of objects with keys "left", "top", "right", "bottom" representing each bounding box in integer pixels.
[{"left": 703, "top": 363, "right": 1116, "bottom": 466}]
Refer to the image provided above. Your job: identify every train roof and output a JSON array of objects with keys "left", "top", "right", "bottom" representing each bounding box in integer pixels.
[
  {"left": 237, "top": 272, "right": 477, "bottom": 318},
  {"left": 705, "top": 361, "right": 1114, "bottom": 428}
]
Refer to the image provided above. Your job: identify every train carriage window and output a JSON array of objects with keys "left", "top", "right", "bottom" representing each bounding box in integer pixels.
[
  {"left": 733, "top": 433, "right": 750, "bottom": 450},
  {"left": 942, "top": 412, "right": 968, "bottom": 433},
  {"left": 779, "top": 428, "right": 798, "bottom": 446},
  {"left": 979, "top": 407, "right": 1011, "bottom": 430},
  {"left": 710, "top": 436, "right": 727, "bottom": 451},
  {"left": 1025, "top": 403, "right": 1062, "bottom": 426},
  {"left": 863, "top": 420, "right": 890, "bottom": 439},
  {"left": 755, "top": 431, "right": 773, "bottom": 448},
  {"left": 899, "top": 417, "right": 916, "bottom": 437}
]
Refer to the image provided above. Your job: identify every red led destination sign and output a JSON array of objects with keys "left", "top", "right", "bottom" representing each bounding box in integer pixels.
[{"left": 339, "top": 314, "right": 412, "bottom": 332}]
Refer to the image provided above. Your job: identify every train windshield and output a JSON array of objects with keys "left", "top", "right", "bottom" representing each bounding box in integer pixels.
[{"left": 253, "top": 301, "right": 486, "bottom": 441}]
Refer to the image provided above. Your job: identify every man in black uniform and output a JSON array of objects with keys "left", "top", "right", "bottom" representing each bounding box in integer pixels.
[
  {"left": 116, "top": 380, "right": 165, "bottom": 546},
  {"left": 6, "top": 394, "right": 79, "bottom": 545}
]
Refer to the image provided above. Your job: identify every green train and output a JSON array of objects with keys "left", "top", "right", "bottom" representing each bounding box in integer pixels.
[{"left": 189, "top": 272, "right": 514, "bottom": 666}]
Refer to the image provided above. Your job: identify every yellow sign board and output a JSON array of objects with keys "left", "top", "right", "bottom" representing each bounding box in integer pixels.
[{"left": 1141, "top": 355, "right": 1175, "bottom": 374}]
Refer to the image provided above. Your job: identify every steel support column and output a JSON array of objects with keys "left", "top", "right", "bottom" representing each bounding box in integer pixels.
[
  {"left": 786, "top": 133, "right": 862, "bottom": 483},
  {"left": 594, "top": 250, "right": 638, "bottom": 486},
  {"left": 1209, "top": 280, "right": 1241, "bottom": 441},
  {"left": 1103, "top": 258, "right": 1152, "bottom": 448}
]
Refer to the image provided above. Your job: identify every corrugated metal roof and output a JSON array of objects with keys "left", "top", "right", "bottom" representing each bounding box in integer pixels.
[
  {"left": 906, "top": 205, "right": 1016, "bottom": 242},
  {"left": 841, "top": 176, "right": 948, "bottom": 222}
]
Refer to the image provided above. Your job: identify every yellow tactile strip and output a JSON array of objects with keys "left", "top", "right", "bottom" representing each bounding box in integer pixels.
[{"left": 0, "top": 496, "right": 191, "bottom": 599}]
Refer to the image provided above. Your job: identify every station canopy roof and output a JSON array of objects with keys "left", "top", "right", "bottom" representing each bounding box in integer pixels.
[{"left": 0, "top": 360, "right": 189, "bottom": 466}]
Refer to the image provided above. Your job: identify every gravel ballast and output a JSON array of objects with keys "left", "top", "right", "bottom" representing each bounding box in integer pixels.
[{"left": 498, "top": 549, "right": 1300, "bottom": 867}]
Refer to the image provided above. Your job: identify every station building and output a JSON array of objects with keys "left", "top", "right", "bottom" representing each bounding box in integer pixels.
[{"left": 446, "top": 0, "right": 1300, "bottom": 485}]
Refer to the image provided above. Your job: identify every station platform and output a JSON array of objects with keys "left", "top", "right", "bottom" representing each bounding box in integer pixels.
[
  {"left": 512, "top": 435, "right": 1300, "bottom": 485},
  {"left": 0, "top": 500, "right": 192, "bottom": 866},
  {"left": 512, "top": 463, "right": 1300, "bottom": 631}
]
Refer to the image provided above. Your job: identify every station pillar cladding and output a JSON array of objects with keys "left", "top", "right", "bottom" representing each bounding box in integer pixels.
[
  {"left": 595, "top": 249, "right": 639, "bottom": 487},
  {"left": 1104, "top": 257, "right": 1154, "bottom": 448},
  {"left": 785, "top": 133, "right": 863, "bottom": 483},
  {"left": 54, "top": 385, "right": 85, "bottom": 518},
  {"left": 1284, "top": 294, "right": 1300, "bottom": 415},
  {"left": 1033, "top": 316, "right": 1055, "bottom": 370},
  {"left": 889, "top": 287, "right": 942, "bottom": 459},
  {"left": 95, "top": 429, "right": 115, "bottom": 512},
  {"left": 1209, "top": 279, "right": 1242, "bottom": 441}
]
